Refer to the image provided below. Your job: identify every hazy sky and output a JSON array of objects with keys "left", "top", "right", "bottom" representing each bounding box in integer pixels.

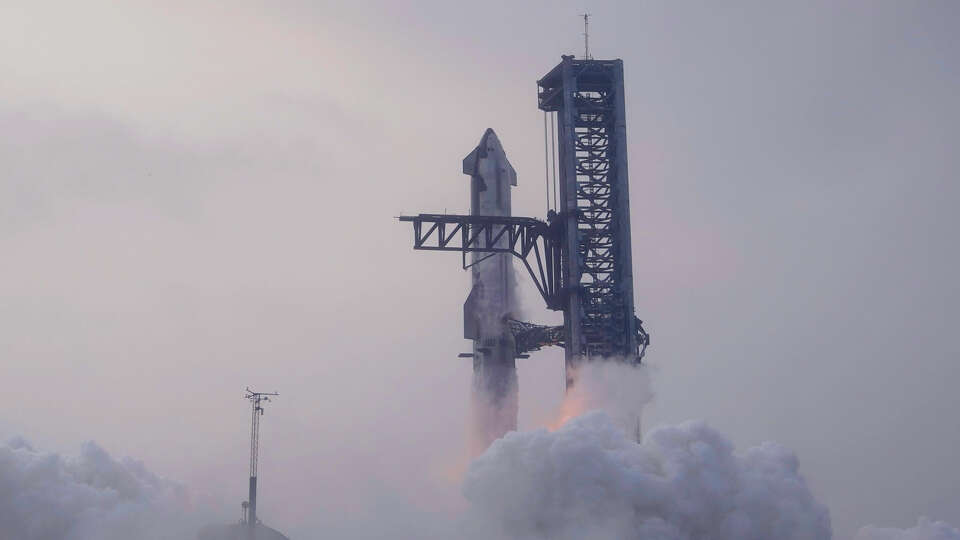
[{"left": 1, "top": 1, "right": 957, "bottom": 538}]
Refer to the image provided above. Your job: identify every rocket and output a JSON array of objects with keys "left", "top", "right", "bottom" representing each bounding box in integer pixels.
[{"left": 461, "top": 129, "right": 520, "bottom": 452}]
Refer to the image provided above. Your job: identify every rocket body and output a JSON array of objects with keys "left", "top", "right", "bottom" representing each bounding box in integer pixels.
[{"left": 462, "top": 129, "right": 519, "bottom": 453}]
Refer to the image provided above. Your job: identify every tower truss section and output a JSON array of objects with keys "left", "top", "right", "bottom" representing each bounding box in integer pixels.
[{"left": 538, "top": 55, "right": 642, "bottom": 369}]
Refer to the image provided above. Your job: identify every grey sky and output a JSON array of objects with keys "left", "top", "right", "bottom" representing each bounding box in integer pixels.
[{"left": 0, "top": 1, "right": 957, "bottom": 538}]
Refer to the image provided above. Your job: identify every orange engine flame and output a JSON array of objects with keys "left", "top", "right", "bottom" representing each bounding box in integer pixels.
[{"left": 547, "top": 392, "right": 587, "bottom": 431}]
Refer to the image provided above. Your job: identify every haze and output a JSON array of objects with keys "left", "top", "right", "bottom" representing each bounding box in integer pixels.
[{"left": 1, "top": 1, "right": 957, "bottom": 539}]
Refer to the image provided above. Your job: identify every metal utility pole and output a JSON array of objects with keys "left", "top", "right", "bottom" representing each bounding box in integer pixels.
[
  {"left": 582, "top": 13, "right": 592, "bottom": 59},
  {"left": 244, "top": 388, "right": 278, "bottom": 535}
]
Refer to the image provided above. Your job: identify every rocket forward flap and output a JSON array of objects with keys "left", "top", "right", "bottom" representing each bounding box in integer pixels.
[{"left": 462, "top": 146, "right": 481, "bottom": 176}]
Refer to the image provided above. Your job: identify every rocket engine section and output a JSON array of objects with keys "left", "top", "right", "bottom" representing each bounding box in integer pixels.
[{"left": 462, "top": 129, "right": 520, "bottom": 452}]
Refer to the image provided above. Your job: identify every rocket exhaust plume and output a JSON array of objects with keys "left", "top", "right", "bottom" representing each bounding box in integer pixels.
[{"left": 547, "top": 359, "right": 653, "bottom": 436}]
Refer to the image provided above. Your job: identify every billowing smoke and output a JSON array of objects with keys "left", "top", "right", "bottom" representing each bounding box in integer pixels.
[
  {"left": 855, "top": 519, "right": 960, "bottom": 540},
  {"left": 463, "top": 411, "right": 831, "bottom": 540},
  {"left": 0, "top": 436, "right": 206, "bottom": 540},
  {"left": 555, "top": 360, "right": 654, "bottom": 437},
  {"left": 462, "top": 362, "right": 957, "bottom": 540},
  {"left": 2, "top": 366, "right": 957, "bottom": 540}
]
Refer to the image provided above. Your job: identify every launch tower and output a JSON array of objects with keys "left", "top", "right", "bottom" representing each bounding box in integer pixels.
[
  {"left": 399, "top": 53, "right": 649, "bottom": 441},
  {"left": 537, "top": 55, "right": 642, "bottom": 370}
]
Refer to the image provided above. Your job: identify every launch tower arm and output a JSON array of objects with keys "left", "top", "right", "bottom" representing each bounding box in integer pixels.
[
  {"left": 506, "top": 318, "right": 565, "bottom": 355},
  {"left": 399, "top": 213, "right": 563, "bottom": 310},
  {"left": 506, "top": 317, "right": 648, "bottom": 361}
]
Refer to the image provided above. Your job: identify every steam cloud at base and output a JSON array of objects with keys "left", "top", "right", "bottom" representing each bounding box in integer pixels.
[
  {"left": 463, "top": 411, "right": 832, "bottom": 540},
  {"left": 2, "top": 362, "right": 958, "bottom": 540},
  {"left": 553, "top": 360, "right": 655, "bottom": 435},
  {"left": 0, "top": 437, "right": 204, "bottom": 540},
  {"left": 461, "top": 362, "right": 958, "bottom": 540},
  {"left": 854, "top": 519, "right": 960, "bottom": 540}
]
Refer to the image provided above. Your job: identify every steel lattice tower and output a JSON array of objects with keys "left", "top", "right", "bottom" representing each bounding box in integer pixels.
[{"left": 538, "top": 55, "right": 640, "bottom": 372}]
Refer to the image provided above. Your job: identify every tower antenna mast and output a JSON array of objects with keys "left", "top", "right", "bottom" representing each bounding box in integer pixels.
[
  {"left": 581, "top": 13, "right": 592, "bottom": 59},
  {"left": 244, "top": 387, "right": 278, "bottom": 534}
]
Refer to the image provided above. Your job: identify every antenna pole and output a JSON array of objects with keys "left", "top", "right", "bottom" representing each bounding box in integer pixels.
[
  {"left": 244, "top": 388, "right": 278, "bottom": 535},
  {"left": 582, "top": 13, "right": 591, "bottom": 59}
]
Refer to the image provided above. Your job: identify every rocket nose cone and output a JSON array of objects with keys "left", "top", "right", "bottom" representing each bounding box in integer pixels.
[
  {"left": 463, "top": 128, "right": 517, "bottom": 186},
  {"left": 481, "top": 128, "right": 502, "bottom": 154}
]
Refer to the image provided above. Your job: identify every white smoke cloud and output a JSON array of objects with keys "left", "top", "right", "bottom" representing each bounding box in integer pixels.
[
  {"left": 855, "top": 518, "right": 960, "bottom": 540},
  {"left": 2, "top": 362, "right": 957, "bottom": 540},
  {"left": 463, "top": 362, "right": 958, "bottom": 540},
  {"left": 558, "top": 360, "right": 654, "bottom": 437},
  {"left": 0, "top": 436, "right": 206, "bottom": 540},
  {"left": 463, "top": 411, "right": 831, "bottom": 540}
]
